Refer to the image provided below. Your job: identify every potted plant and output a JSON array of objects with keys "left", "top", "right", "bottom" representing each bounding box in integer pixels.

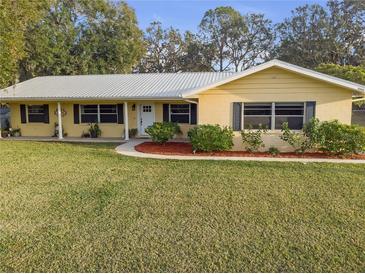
[
  {"left": 9, "top": 128, "right": 21, "bottom": 137},
  {"left": 88, "top": 123, "right": 101, "bottom": 138}
]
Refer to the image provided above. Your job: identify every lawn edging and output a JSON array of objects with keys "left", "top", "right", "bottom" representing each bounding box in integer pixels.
[{"left": 115, "top": 141, "right": 365, "bottom": 164}]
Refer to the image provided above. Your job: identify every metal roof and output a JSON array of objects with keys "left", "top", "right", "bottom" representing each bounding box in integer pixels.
[
  {"left": 0, "top": 72, "right": 236, "bottom": 101},
  {"left": 1, "top": 59, "right": 364, "bottom": 101}
]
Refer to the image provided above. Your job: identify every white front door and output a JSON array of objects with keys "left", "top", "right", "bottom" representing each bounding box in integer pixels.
[{"left": 139, "top": 104, "right": 155, "bottom": 135}]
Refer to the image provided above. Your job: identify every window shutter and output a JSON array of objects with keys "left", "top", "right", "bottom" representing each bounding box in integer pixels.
[
  {"left": 190, "top": 104, "right": 197, "bottom": 125},
  {"left": 43, "top": 104, "right": 49, "bottom": 123},
  {"left": 163, "top": 104, "right": 169, "bottom": 122},
  {"left": 20, "top": 104, "right": 27, "bottom": 124},
  {"left": 117, "top": 104, "right": 124, "bottom": 124},
  {"left": 73, "top": 104, "right": 79, "bottom": 124},
  {"left": 232, "top": 102, "right": 242, "bottom": 131},
  {"left": 305, "top": 101, "right": 316, "bottom": 123}
]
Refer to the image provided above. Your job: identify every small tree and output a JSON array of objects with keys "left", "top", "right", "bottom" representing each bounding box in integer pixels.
[
  {"left": 241, "top": 126, "right": 268, "bottom": 152},
  {"left": 280, "top": 118, "right": 320, "bottom": 153}
]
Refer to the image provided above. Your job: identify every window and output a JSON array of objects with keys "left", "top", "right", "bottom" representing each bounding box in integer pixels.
[
  {"left": 170, "top": 104, "right": 190, "bottom": 123},
  {"left": 243, "top": 103, "right": 272, "bottom": 129},
  {"left": 80, "top": 105, "right": 98, "bottom": 123},
  {"left": 243, "top": 102, "right": 305, "bottom": 130},
  {"left": 28, "top": 105, "right": 45, "bottom": 123},
  {"left": 274, "top": 103, "right": 304, "bottom": 130},
  {"left": 100, "top": 105, "right": 118, "bottom": 123},
  {"left": 142, "top": 105, "right": 152, "bottom": 113},
  {"left": 80, "top": 104, "right": 118, "bottom": 123}
]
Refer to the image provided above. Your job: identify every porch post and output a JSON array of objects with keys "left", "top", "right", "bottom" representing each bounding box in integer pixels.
[
  {"left": 57, "top": 102, "right": 63, "bottom": 139},
  {"left": 124, "top": 102, "right": 129, "bottom": 140}
]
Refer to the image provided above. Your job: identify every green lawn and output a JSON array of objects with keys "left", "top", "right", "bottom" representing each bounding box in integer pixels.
[{"left": 0, "top": 141, "right": 364, "bottom": 272}]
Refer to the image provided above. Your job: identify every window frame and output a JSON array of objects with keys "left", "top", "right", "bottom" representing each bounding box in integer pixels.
[
  {"left": 242, "top": 102, "right": 306, "bottom": 131},
  {"left": 169, "top": 104, "right": 191, "bottom": 124},
  {"left": 79, "top": 104, "right": 118, "bottom": 124},
  {"left": 27, "top": 105, "right": 45, "bottom": 123}
]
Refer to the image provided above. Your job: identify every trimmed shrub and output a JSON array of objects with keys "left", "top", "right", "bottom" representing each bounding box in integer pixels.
[
  {"left": 145, "top": 122, "right": 181, "bottom": 144},
  {"left": 188, "top": 124, "right": 234, "bottom": 152},
  {"left": 241, "top": 126, "right": 268, "bottom": 152},
  {"left": 317, "top": 120, "right": 365, "bottom": 155}
]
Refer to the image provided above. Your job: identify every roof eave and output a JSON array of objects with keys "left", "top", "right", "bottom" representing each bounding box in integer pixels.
[{"left": 0, "top": 96, "right": 184, "bottom": 102}]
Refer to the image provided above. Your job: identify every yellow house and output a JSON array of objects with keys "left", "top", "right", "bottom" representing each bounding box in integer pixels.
[{"left": 1, "top": 60, "right": 364, "bottom": 151}]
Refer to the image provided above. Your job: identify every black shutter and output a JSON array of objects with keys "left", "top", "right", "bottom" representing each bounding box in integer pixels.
[
  {"left": 232, "top": 102, "right": 242, "bottom": 131},
  {"left": 20, "top": 104, "right": 27, "bottom": 124},
  {"left": 43, "top": 104, "right": 49, "bottom": 123},
  {"left": 117, "top": 104, "right": 124, "bottom": 124},
  {"left": 73, "top": 104, "right": 79, "bottom": 124},
  {"left": 163, "top": 104, "right": 169, "bottom": 122},
  {"left": 190, "top": 104, "right": 197, "bottom": 125},
  {"left": 305, "top": 101, "right": 316, "bottom": 123}
]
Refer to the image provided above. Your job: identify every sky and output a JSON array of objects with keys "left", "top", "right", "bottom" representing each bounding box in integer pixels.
[{"left": 126, "top": 0, "right": 328, "bottom": 32}]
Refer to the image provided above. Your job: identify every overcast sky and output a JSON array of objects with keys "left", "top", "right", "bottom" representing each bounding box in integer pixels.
[{"left": 126, "top": 0, "right": 328, "bottom": 32}]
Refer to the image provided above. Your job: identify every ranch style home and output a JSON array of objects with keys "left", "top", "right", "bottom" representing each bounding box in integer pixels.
[{"left": 1, "top": 59, "right": 364, "bottom": 151}]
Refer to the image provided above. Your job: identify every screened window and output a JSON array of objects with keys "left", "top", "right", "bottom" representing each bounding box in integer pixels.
[
  {"left": 170, "top": 104, "right": 190, "bottom": 123},
  {"left": 99, "top": 105, "right": 118, "bottom": 123},
  {"left": 243, "top": 103, "right": 271, "bottom": 129},
  {"left": 80, "top": 104, "right": 118, "bottom": 123},
  {"left": 80, "top": 105, "right": 98, "bottom": 123},
  {"left": 274, "top": 103, "right": 304, "bottom": 130},
  {"left": 243, "top": 102, "right": 306, "bottom": 130},
  {"left": 28, "top": 105, "right": 45, "bottom": 123}
]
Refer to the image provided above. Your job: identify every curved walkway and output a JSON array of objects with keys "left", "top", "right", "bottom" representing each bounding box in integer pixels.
[{"left": 115, "top": 140, "right": 365, "bottom": 164}]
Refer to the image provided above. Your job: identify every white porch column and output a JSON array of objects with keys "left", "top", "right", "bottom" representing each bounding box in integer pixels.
[
  {"left": 124, "top": 102, "right": 129, "bottom": 140},
  {"left": 57, "top": 102, "right": 63, "bottom": 139}
]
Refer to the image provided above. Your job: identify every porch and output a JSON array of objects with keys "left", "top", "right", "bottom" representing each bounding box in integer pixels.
[{"left": 1, "top": 100, "right": 197, "bottom": 140}]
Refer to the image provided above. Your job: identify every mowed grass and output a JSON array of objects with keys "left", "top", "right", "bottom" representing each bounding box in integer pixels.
[{"left": 0, "top": 141, "right": 364, "bottom": 272}]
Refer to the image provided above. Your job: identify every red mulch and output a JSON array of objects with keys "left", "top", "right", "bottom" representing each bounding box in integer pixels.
[{"left": 135, "top": 142, "right": 365, "bottom": 160}]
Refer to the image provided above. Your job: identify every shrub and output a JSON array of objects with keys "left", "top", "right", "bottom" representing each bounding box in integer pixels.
[
  {"left": 241, "top": 126, "right": 268, "bottom": 152},
  {"left": 188, "top": 124, "right": 234, "bottom": 152},
  {"left": 317, "top": 120, "right": 365, "bottom": 155},
  {"left": 268, "top": 146, "right": 280, "bottom": 156},
  {"left": 88, "top": 123, "right": 101, "bottom": 138},
  {"left": 280, "top": 118, "right": 320, "bottom": 153},
  {"left": 145, "top": 122, "right": 181, "bottom": 144}
]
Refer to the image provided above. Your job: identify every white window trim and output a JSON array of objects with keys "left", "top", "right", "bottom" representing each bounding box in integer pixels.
[
  {"left": 242, "top": 102, "right": 306, "bottom": 131},
  {"left": 79, "top": 104, "right": 118, "bottom": 124},
  {"left": 169, "top": 103, "right": 191, "bottom": 124}
]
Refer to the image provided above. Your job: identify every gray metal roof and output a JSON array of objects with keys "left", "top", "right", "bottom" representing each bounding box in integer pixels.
[{"left": 0, "top": 72, "right": 236, "bottom": 101}]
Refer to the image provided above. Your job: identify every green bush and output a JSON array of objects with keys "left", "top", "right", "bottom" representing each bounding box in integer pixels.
[
  {"left": 188, "top": 124, "right": 234, "bottom": 152},
  {"left": 241, "top": 126, "right": 268, "bottom": 152},
  {"left": 145, "top": 122, "right": 181, "bottom": 144},
  {"left": 268, "top": 146, "right": 280, "bottom": 156},
  {"left": 280, "top": 118, "right": 320, "bottom": 153},
  {"left": 317, "top": 120, "right": 365, "bottom": 155}
]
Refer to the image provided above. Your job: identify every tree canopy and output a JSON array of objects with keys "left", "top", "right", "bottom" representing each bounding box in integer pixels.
[{"left": 1, "top": 0, "right": 365, "bottom": 88}]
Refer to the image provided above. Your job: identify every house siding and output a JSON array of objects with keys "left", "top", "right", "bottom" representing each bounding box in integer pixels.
[{"left": 196, "top": 67, "right": 353, "bottom": 151}]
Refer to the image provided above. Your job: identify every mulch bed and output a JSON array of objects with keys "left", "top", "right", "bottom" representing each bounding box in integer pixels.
[{"left": 135, "top": 142, "right": 365, "bottom": 160}]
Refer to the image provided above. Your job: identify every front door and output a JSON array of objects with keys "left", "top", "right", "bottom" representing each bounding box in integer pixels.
[{"left": 139, "top": 104, "right": 155, "bottom": 135}]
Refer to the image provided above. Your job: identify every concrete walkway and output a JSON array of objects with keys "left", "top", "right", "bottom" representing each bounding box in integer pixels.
[{"left": 115, "top": 140, "right": 365, "bottom": 164}]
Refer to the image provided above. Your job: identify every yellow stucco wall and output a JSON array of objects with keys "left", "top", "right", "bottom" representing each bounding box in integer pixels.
[
  {"left": 9, "top": 101, "right": 136, "bottom": 138},
  {"left": 8, "top": 101, "right": 194, "bottom": 138},
  {"left": 196, "top": 67, "right": 353, "bottom": 151}
]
